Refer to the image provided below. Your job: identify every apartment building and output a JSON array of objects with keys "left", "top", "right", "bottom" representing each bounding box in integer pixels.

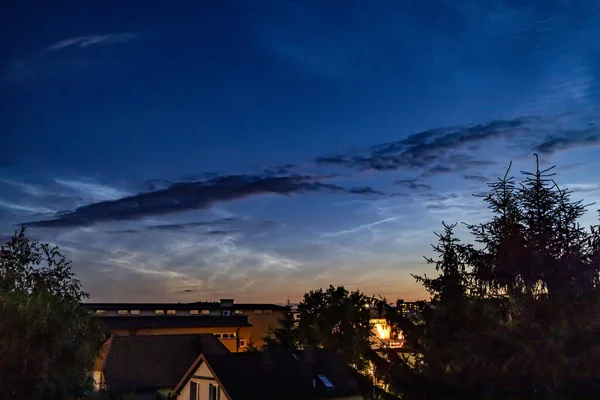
[{"left": 85, "top": 298, "right": 286, "bottom": 352}]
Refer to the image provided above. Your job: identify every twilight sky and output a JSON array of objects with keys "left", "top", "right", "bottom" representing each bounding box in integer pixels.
[{"left": 2, "top": 0, "right": 600, "bottom": 303}]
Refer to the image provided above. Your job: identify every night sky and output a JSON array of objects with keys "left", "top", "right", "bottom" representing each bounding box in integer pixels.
[{"left": 2, "top": 1, "right": 600, "bottom": 303}]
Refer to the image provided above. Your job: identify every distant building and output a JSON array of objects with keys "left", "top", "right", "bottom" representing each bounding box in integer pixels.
[{"left": 85, "top": 299, "right": 286, "bottom": 352}]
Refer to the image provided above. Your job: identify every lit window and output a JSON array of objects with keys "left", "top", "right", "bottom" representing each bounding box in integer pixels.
[
  {"left": 95, "top": 310, "right": 106, "bottom": 315},
  {"left": 155, "top": 310, "right": 165, "bottom": 315},
  {"left": 130, "top": 310, "right": 140, "bottom": 315},
  {"left": 189, "top": 310, "right": 199, "bottom": 315},
  {"left": 201, "top": 310, "right": 211, "bottom": 315},
  {"left": 118, "top": 310, "right": 129, "bottom": 315},
  {"left": 234, "top": 310, "right": 243, "bottom": 315},
  {"left": 264, "top": 310, "right": 272, "bottom": 314},
  {"left": 167, "top": 310, "right": 176, "bottom": 315},
  {"left": 254, "top": 310, "right": 264, "bottom": 314}
]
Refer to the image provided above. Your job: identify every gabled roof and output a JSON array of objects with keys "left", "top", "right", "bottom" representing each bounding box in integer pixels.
[
  {"left": 98, "top": 315, "right": 251, "bottom": 330},
  {"left": 99, "top": 334, "right": 228, "bottom": 393},
  {"left": 173, "top": 349, "right": 361, "bottom": 400}
]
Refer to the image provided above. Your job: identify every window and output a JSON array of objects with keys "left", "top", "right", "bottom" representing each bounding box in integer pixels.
[
  {"left": 130, "top": 310, "right": 140, "bottom": 315},
  {"left": 189, "top": 309, "right": 199, "bottom": 315},
  {"left": 95, "top": 310, "right": 106, "bottom": 315},
  {"left": 167, "top": 310, "right": 177, "bottom": 315},
  {"left": 215, "top": 332, "right": 235, "bottom": 339},
  {"left": 234, "top": 310, "right": 243, "bottom": 315},
  {"left": 254, "top": 310, "right": 264, "bottom": 314},
  {"left": 189, "top": 381, "right": 198, "bottom": 400},
  {"left": 117, "top": 310, "right": 129, "bottom": 315},
  {"left": 264, "top": 309, "right": 272, "bottom": 314},
  {"left": 155, "top": 310, "right": 165, "bottom": 315},
  {"left": 239, "top": 339, "right": 246, "bottom": 347},
  {"left": 208, "top": 383, "right": 219, "bottom": 400},
  {"left": 201, "top": 310, "right": 211, "bottom": 315},
  {"left": 317, "top": 374, "right": 335, "bottom": 389}
]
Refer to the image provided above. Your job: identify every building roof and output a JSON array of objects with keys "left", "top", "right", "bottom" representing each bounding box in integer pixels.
[
  {"left": 98, "top": 315, "right": 252, "bottom": 330},
  {"left": 175, "top": 349, "right": 362, "bottom": 400},
  {"left": 84, "top": 301, "right": 286, "bottom": 311},
  {"left": 99, "top": 334, "right": 228, "bottom": 393}
]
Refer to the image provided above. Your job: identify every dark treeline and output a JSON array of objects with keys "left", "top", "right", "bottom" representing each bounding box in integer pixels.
[{"left": 263, "top": 157, "right": 600, "bottom": 399}]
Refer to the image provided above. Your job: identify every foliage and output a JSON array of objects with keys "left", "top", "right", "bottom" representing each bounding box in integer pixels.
[
  {"left": 375, "top": 157, "right": 600, "bottom": 399},
  {"left": 263, "top": 305, "right": 299, "bottom": 351},
  {"left": 296, "top": 285, "right": 373, "bottom": 370},
  {"left": 0, "top": 226, "right": 87, "bottom": 302},
  {"left": 0, "top": 227, "right": 107, "bottom": 400}
]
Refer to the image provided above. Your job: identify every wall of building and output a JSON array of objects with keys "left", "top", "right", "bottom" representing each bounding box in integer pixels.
[
  {"left": 242, "top": 309, "right": 286, "bottom": 348},
  {"left": 110, "top": 326, "right": 251, "bottom": 353},
  {"left": 177, "top": 361, "right": 228, "bottom": 400}
]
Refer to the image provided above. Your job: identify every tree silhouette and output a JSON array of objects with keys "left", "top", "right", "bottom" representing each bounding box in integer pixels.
[
  {"left": 0, "top": 227, "right": 106, "bottom": 400},
  {"left": 296, "top": 285, "right": 373, "bottom": 370},
  {"left": 263, "top": 304, "right": 299, "bottom": 351},
  {"left": 374, "top": 157, "right": 600, "bottom": 399}
]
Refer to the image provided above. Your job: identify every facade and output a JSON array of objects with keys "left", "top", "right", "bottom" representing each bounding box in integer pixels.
[
  {"left": 85, "top": 298, "right": 286, "bottom": 351},
  {"left": 171, "top": 348, "right": 364, "bottom": 400}
]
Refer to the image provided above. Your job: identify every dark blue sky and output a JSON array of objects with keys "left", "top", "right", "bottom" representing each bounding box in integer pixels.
[{"left": 2, "top": 0, "right": 600, "bottom": 302}]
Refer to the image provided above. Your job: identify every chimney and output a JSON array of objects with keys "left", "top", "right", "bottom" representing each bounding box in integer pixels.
[{"left": 220, "top": 299, "right": 234, "bottom": 307}]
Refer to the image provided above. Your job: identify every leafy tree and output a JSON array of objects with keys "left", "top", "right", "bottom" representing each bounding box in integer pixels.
[
  {"left": 263, "top": 305, "right": 299, "bottom": 351},
  {"left": 296, "top": 285, "right": 373, "bottom": 370},
  {"left": 374, "top": 158, "right": 600, "bottom": 399},
  {"left": 0, "top": 226, "right": 107, "bottom": 400}
]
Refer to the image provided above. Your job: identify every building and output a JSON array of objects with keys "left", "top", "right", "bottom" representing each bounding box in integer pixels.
[
  {"left": 171, "top": 348, "right": 364, "bottom": 400},
  {"left": 93, "top": 334, "right": 228, "bottom": 399},
  {"left": 367, "top": 301, "right": 425, "bottom": 349},
  {"left": 85, "top": 299, "right": 286, "bottom": 351}
]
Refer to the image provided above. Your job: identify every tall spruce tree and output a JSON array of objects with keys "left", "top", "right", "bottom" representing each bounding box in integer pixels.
[{"left": 373, "top": 158, "right": 600, "bottom": 399}]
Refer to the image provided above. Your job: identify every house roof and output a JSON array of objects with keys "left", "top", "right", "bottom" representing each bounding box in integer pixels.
[
  {"left": 98, "top": 315, "right": 252, "bottom": 330},
  {"left": 84, "top": 302, "right": 286, "bottom": 311},
  {"left": 99, "top": 334, "right": 228, "bottom": 393},
  {"left": 175, "top": 349, "right": 362, "bottom": 400}
]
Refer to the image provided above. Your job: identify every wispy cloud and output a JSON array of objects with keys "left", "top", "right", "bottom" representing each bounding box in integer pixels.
[
  {"left": 320, "top": 217, "right": 398, "bottom": 238},
  {"left": 25, "top": 174, "right": 383, "bottom": 228},
  {"left": 533, "top": 126, "right": 600, "bottom": 154},
  {"left": 44, "top": 33, "right": 139, "bottom": 52},
  {"left": 315, "top": 111, "right": 600, "bottom": 176}
]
